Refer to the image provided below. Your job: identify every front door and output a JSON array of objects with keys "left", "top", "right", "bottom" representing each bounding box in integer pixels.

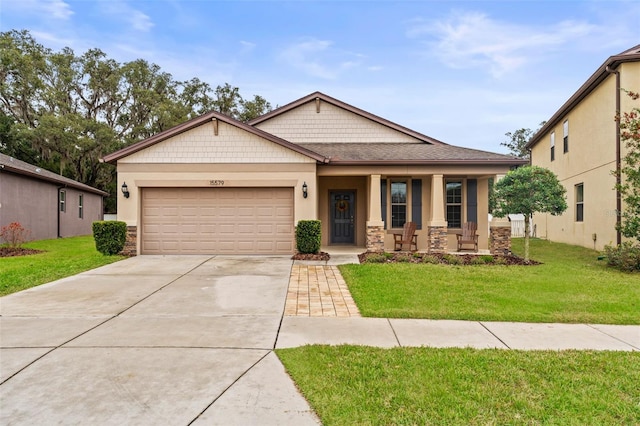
[{"left": 330, "top": 191, "right": 355, "bottom": 244}]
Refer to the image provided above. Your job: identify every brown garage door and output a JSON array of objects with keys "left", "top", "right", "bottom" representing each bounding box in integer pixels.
[{"left": 141, "top": 187, "right": 294, "bottom": 254}]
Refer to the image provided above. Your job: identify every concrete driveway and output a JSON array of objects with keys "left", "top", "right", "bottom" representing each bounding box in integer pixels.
[{"left": 0, "top": 255, "right": 320, "bottom": 425}]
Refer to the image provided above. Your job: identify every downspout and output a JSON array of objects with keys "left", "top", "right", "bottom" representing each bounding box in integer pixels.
[
  {"left": 606, "top": 65, "right": 622, "bottom": 245},
  {"left": 57, "top": 186, "right": 64, "bottom": 238}
]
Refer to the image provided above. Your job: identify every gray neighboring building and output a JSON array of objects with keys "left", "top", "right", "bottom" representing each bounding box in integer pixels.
[{"left": 0, "top": 154, "right": 107, "bottom": 241}]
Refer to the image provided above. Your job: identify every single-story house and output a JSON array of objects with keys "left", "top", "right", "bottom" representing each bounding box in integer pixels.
[
  {"left": 0, "top": 153, "right": 107, "bottom": 241},
  {"left": 103, "top": 92, "right": 526, "bottom": 255}
]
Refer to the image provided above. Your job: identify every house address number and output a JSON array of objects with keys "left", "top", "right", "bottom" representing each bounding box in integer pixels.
[{"left": 209, "top": 180, "right": 225, "bottom": 186}]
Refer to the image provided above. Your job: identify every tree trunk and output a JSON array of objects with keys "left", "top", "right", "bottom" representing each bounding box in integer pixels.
[{"left": 524, "top": 215, "right": 531, "bottom": 262}]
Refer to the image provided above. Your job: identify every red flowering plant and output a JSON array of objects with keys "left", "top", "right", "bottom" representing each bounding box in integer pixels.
[{"left": 0, "top": 222, "right": 31, "bottom": 249}]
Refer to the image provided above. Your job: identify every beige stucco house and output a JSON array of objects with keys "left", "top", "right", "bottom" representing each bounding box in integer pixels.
[
  {"left": 103, "top": 92, "right": 525, "bottom": 255},
  {"left": 527, "top": 44, "right": 640, "bottom": 251}
]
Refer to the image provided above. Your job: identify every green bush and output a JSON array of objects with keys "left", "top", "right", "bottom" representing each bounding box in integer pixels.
[
  {"left": 604, "top": 242, "right": 640, "bottom": 272},
  {"left": 92, "top": 221, "right": 127, "bottom": 255},
  {"left": 364, "top": 253, "right": 387, "bottom": 263},
  {"left": 480, "top": 255, "right": 494, "bottom": 263},
  {"left": 296, "top": 220, "right": 321, "bottom": 254},
  {"left": 443, "top": 254, "right": 462, "bottom": 265},
  {"left": 470, "top": 256, "right": 488, "bottom": 265},
  {"left": 395, "top": 254, "right": 412, "bottom": 263},
  {"left": 422, "top": 255, "right": 440, "bottom": 264},
  {"left": 494, "top": 256, "right": 509, "bottom": 265}
]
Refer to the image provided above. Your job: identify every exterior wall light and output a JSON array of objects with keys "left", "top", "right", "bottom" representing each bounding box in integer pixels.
[
  {"left": 302, "top": 182, "right": 308, "bottom": 198},
  {"left": 121, "top": 182, "right": 130, "bottom": 198}
]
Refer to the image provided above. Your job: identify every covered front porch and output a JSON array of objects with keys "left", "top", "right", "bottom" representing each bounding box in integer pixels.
[{"left": 314, "top": 168, "right": 512, "bottom": 255}]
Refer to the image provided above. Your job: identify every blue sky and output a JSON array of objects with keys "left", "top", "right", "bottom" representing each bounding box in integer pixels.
[{"left": 1, "top": 0, "right": 639, "bottom": 154}]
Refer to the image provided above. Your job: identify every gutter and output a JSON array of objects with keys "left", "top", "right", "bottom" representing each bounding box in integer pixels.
[{"left": 606, "top": 65, "right": 622, "bottom": 245}]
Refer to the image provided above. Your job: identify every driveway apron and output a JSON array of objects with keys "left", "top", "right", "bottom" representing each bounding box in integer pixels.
[{"left": 0, "top": 255, "right": 320, "bottom": 425}]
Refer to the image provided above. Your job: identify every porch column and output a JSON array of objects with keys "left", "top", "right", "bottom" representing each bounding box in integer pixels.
[
  {"left": 428, "top": 174, "right": 448, "bottom": 253},
  {"left": 366, "top": 174, "right": 385, "bottom": 252},
  {"left": 490, "top": 174, "right": 512, "bottom": 255}
]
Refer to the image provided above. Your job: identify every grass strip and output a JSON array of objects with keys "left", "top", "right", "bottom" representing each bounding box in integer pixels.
[{"left": 277, "top": 346, "right": 640, "bottom": 425}]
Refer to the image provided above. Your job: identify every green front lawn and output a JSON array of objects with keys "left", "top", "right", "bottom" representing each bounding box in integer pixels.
[
  {"left": 0, "top": 235, "right": 124, "bottom": 296},
  {"left": 339, "top": 238, "right": 640, "bottom": 324},
  {"left": 277, "top": 346, "right": 640, "bottom": 425}
]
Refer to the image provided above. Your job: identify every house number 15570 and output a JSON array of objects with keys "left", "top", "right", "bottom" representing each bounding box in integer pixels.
[{"left": 209, "top": 180, "right": 225, "bottom": 186}]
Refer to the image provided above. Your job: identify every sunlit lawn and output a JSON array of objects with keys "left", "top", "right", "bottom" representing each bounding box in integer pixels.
[{"left": 0, "top": 235, "right": 124, "bottom": 296}]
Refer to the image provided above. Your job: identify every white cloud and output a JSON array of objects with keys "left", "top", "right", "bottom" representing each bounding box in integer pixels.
[
  {"left": 2, "top": 0, "right": 73, "bottom": 20},
  {"left": 99, "top": 1, "right": 154, "bottom": 33},
  {"left": 130, "top": 10, "right": 154, "bottom": 32},
  {"left": 45, "top": 0, "right": 73, "bottom": 19},
  {"left": 279, "top": 38, "right": 363, "bottom": 79},
  {"left": 408, "top": 10, "right": 597, "bottom": 78}
]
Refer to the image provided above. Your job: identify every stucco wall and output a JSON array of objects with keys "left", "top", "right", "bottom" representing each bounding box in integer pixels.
[
  {"left": 255, "top": 101, "right": 423, "bottom": 144},
  {"left": 531, "top": 62, "right": 640, "bottom": 250},
  {"left": 59, "top": 188, "right": 104, "bottom": 238},
  {"left": 0, "top": 172, "right": 102, "bottom": 241},
  {"left": 0, "top": 172, "right": 58, "bottom": 240}
]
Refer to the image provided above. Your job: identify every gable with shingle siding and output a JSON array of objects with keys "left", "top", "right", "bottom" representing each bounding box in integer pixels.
[
  {"left": 254, "top": 100, "right": 424, "bottom": 144},
  {"left": 118, "top": 120, "right": 315, "bottom": 164}
]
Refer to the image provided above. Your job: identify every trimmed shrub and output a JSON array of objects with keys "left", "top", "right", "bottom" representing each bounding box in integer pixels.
[
  {"left": 422, "top": 255, "right": 440, "bottom": 264},
  {"left": 363, "top": 253, "right": 387, "bottom": 263},
  {"left": 296, "top": 220, "right": 321, "bottom": 254},
  {"left": 494, "top": 256, "right": 509, "bottom": 265},
  {"left": 470, "top": 256, "right": 488, "bottom": 265},
  {"left": 0, "top": 222, "right": 31, "bottom": 248},
  {"left": 395, "top": 254, "right": 412, "bottom": 263},
  {"left": 92, "top": 221, "right": 127, "bottom": 255},
  {"left": 480, "top": 255, "right": 494, "bottom": 263},
  {"left": 604, "top": 242, "right": 640, "bottom": 272},
  {"left": 443, "top": 254, "right": 462, "bottom": 265}
]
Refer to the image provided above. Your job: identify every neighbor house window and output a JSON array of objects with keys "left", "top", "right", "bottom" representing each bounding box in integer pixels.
[
  {"left": 576, "top": 183, "right": 584, "bottom": 222},
  {"left": 563, "top": 120, "right": 569, "bottom": 153},
  {"left": 550, "top": 131, "right": 555, "bottom": 161},
  {"left": 391, "top": 181, "right": 407, "bottom": 228},
  {"left": 59, "top": 190, "right": 66, "bottom": 212},
  {"left": 79, "top": 194, "right": 84, "bottom": 219},
  {"left": 446, "top": 180, "right": 462, "bottom": 228}
]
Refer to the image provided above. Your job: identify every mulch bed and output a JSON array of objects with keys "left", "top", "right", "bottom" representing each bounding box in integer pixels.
[
  {"left": 291, "top": 252, "right": 331, "bottom": 261},
  {"left": 0, "top": 247, "right": 44, "bottom": 258},
  {"left": 358, "top": 251, "right": 540, "bottom": 266}
]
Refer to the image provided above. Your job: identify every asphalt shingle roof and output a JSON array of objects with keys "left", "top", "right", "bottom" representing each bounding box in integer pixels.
[
  {"left": 298, "top": 143, "right": 524, "bottom": 164},
  {"left": 0, "top": 153, "right": 108, "bottom": 195}
]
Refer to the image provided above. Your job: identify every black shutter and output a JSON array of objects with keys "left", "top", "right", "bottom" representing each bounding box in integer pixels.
[
  {"left": 411, "top": 179, "right": 422, "bottom": 230},
  {"left": 467, "top": 179, "right": 477, "bottom": 223},
  {"left": 381, "top": 179, "right": 387, "bottom": 229}
]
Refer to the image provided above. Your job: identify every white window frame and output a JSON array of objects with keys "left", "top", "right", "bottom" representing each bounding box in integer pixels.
[
  {"left": 563, "top": 120, "right": 569, "bottom": 153},
  {"left": 550, "top": 131, "right": 555, "bottom": 161}
]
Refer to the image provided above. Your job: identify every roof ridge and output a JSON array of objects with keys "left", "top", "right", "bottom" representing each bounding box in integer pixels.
[{"left": 249, "top": 91, "right": 449, "bottom": 146}]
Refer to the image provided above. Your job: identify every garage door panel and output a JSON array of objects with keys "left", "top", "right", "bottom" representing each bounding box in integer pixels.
[{"left": 142, "top": 187, "right": 294, "bottom": 255}]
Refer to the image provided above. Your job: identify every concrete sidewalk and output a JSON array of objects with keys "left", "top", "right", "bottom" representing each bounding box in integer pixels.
[{"left": 276, "top": 317, "right": 640, "bottom": 351}]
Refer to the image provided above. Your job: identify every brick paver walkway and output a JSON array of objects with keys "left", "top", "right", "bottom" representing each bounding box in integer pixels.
[{"left": 285, "top": 265, "right": 361, "bottom": 317}]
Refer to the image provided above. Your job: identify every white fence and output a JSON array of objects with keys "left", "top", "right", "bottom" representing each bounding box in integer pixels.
[
  {"left": 489, "top": 214, "right": 535, "bottom": 237},
  {"left": 509, "top": 215, "right": 535, "bottom": 237}
]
